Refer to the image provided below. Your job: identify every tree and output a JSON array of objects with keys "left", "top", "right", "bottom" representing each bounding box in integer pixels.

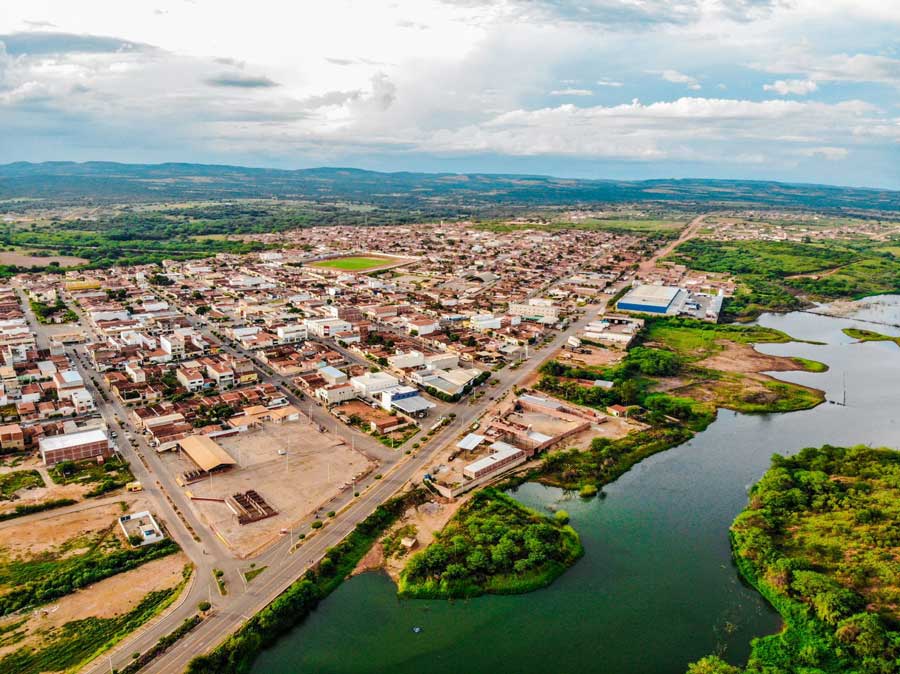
[{"left": 686, "top": 656, "right": 742, "bottom": 674}]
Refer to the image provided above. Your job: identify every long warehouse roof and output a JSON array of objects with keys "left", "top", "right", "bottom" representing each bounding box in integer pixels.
[{"left": 178, "top": 435, "right": 237, "bottom": 472}]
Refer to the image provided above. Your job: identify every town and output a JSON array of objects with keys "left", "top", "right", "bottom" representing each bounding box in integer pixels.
[{"left": 0, "top": 215, "right": 746, "bottom": 673}]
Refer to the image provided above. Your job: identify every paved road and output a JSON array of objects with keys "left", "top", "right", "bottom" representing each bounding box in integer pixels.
[
  {"left": 134, "top": 304, "right": 603, "bottom": 674},
  {"left": 21, "top": 277, "right": 599, "bottom": 673}
]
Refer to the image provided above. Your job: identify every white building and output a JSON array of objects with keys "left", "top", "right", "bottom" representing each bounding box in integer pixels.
[
  {"left": 507, "top": 298, "right": 560, "bottom": 320},
  {"left": 350, "top": 371, "right": 400, "bottom": 397},
  {"left": 276, "top": 323, "right": 308, "bottom": 344},
  {"left": 317, "top": 382, "right": 357, "bottom": 405},
  {"left": 305, "top": 318, "right": 352, "bottom": 338}
]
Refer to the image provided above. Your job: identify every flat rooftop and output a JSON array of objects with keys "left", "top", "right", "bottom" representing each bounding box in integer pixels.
[
  {"left": 40, "top": 428, "right": 108, "bottom": 451},
  {"left": 618, "top": 285, "right": 680, "bottom": 310}
]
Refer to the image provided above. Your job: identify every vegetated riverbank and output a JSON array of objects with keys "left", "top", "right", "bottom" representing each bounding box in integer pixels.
[
  {"left": 666, "top": 238, "right": 900, "bottom": 321},
  {"left": 381, "top": 317, "right": 828, "bottom": 597},
  {"left": 842, "top": 327, "right": 900, "bottom": 347},
  {"left": 690, "top": 444, "right": 900, "bottom": 674},
  {"left": 529, "top": 317, "right": 826, "bottom": 493},
  {"left": 185, "top": 488, "right": 427, "bottom": 674},
  {"left": 397, "top": 489, "right": 583, "bottom": 599}
]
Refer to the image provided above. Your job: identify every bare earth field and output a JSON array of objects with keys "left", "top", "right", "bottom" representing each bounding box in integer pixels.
[
  {"left": 697, "top": 340, "right": 805, "bottom": 374},
  {"left": 0, "top": 552, "right": 188, "bottom": 659},
  {"left": 0, "top": 495, "right": 150, "bottom": 558},
  {"left": 556, "top": 344, "right": 626, "bottom": 368},
  {"left": 0, "top": 456, "right": 89, "bottom": 516},
  {"left": 0, "top": 251, "right": 88, "bottom": 267},
  {"left": 172, "top": 421, "right": 374, "bottom": 557}
]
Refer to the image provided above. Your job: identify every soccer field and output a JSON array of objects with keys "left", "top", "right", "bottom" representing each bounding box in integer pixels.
[{"left": 310, "top": 256, "right": 393, "bottom": 271}]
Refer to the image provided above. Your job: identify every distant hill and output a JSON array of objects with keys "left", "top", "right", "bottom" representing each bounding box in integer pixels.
[{"left": 1, "top": 161, "right": 899, "bottom": 213}]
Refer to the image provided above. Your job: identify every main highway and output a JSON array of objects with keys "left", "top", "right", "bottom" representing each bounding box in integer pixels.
[{"left": 30, "top": 278, "right": 603, "bottom": 673}]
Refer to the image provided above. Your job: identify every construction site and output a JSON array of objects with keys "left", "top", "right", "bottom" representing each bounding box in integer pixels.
[{"left": 165, "top": 419, "right": 374, "bottom": 557}]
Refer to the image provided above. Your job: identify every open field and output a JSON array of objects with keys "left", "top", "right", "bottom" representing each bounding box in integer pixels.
[
  {"left": 0, "top": 456, "right": 92, "bottom": 516},
  {"left": 0, "top": 551, "right": 188, "bottom": 660},
  {"left": 0, "top": 495, "right": 149, "bottom": 560},
  {"left": 0, "top": 469, "right": 43, "bottom": 500},
  {"left": 644, "top": 320, "right": 826, "bottom": 414},
  {"left": 310, "top": 255, "right": 399, "bottom": 271},
  {"left": 668, "top": 238, "right": 900, "bottom": 318},
  {"left": 0, "top": 251, "right": 88, "bottom": 267},
  {"left": 172, "top": 421, "right": 373, "bottom": 557},
  {"left": 475, "top": 218, "right": 687, "bottom": 235}
]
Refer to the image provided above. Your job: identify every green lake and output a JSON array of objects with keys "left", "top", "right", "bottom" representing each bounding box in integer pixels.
[{"left": 252, "top": 299, "right": 900, "bottom": 673}]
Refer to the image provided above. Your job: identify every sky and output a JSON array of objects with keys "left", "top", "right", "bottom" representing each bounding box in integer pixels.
[{"left": 1, "top": 1, "right": 899, "bottom": 188}]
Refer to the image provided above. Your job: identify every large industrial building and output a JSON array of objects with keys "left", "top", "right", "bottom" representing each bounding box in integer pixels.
[
  {"left": 616, "top": 285, "right": 682, "bottom": 314},
  {"left": 39, "top": 429, "right": 113, "bottom": 467}
]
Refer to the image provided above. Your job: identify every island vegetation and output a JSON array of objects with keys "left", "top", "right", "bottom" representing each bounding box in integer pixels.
[
  {"left": 398, "top": 489, "right": 583, "bottom": 598},
  {"left": 843, "top": 327, "right": 900, "bottom": 347},
  {"left": 690, "top": 444, "right": 900, "bottom": 674}
]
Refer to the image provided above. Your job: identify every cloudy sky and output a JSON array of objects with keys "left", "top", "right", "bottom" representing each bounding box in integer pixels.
[{"left": 1, "top": 1, "right": 899, "bottom": 188}]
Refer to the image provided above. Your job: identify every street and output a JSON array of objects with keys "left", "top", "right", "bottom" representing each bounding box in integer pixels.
[{"left": 19, "top": 282, "right": 602, "bottom": 674}]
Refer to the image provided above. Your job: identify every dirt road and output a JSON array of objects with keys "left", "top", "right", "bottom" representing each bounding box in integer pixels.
[{"left": 638, "top": 213, "right": 708, "bottom": 275}]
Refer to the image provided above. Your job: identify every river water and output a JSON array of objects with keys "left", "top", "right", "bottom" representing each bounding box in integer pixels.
[{"left": 252, "top": 298, "right": 900, "bottom": 674}]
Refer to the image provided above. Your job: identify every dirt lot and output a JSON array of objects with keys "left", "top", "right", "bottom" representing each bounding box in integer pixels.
[
  {"left": 0, "top": 551, "right": 187, "bottom": 659},
  {"left": 556, "top": 344, "right": 626, "bottom": 368},
  {"left": 560, "top": 416, "right": 635, "bottom": 450},
  {"left": 0, "top": 251, "right": 88, "bottom": 267},
  {"left": 0, "top": 456, "right": 88, "bottom": 517},
  {"left": 172, "top": 421, "right": 374, "bottom": 557},
  {"left": 698, "top": 340, "right": 806, "bottom": 375},
  {"left": 512, "top": 409, "right": 581, "bottom": 437},
  {"left": 0, "top": 495, "right": 150, "bottom": 558},
  {"left": 335, "top": 400, "right": 397, "bottom": 425},
  {"left": 353, "top": 495, "right": 471, "bottom": 583}
]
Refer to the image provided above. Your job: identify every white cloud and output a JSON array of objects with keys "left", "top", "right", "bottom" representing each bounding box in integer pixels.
[
  {"left": 797, "top": 146, "right": 849, "bottom": 160},
  {"left": 421, "top": 97, "right": 881, "bottom": 162},
  {"left": 658, "top": 69, "right": 701, "bottom": 90},
  {"left": 1, "top": 0, "right": 899, "bottom": 185},
  {"left": 763, "top": 79, "right": 818, "bottom": 95},
  {"left": 549, "top": 88, "right": 593, "bottom": 96},
  {"left": 758, "top": 51, "right": 900, "bottom": 86}
]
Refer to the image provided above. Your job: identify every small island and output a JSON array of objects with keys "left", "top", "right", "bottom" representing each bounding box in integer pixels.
[
  {"left": 690, "top": 444, "right": 900, "bottom": 674},
  {"left": 397, "top": 489, "right": 583, "bottom": 599},
  {"left": 843, "top": 327, "right": 900, "bottom": 347}
]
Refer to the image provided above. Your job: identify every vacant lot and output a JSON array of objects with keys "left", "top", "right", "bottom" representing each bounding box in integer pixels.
[
  {"left": 0, "top": 469, "right": 43, "bottom": 500},
  {"left": 335, "top": 399, "right": 397, "bottom": 426},
  {"left": 0, "top": 551, "right": 187, "bottom": 661},
  {"left": 311, "top": 255, "right": 398, "bottom": 271},
  {"left": 0, "top": 495, "right": 150, "bottom": 560},
  {"left": 0, "top": 457, "right": 87, "bottom": 516},
  {"left": 0, "top": 251, "right": 88, "bottom": 267},
  {"left": 174, "top": 421, "right": 373, "bottom": 556}
]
